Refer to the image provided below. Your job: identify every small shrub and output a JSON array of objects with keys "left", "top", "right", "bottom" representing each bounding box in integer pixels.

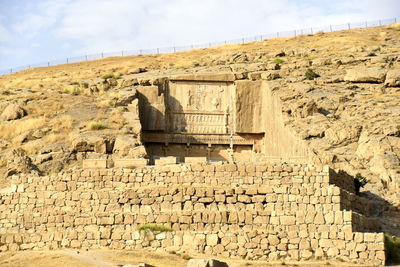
[
  {"left": 88, "top": 121, "right": 108, "bottom": 130},
  {"left": 176, "top": 66, "right": 188, "bottom": 70},
  {"left": 305, "top": 68, "right": 320, "bottom": 80},
  {"left": 101, "top": 73, "right": 114, "bottom": 79},
  {"left": 81, "top": 82, "right": 89, "bottom": 88},
  {"left": 137, "top": 224, "right": 173, "bottom": 232},
  {"left": 273, "top": 58, "right": 284, "bottom": 64},
  {"left": 63, "top": 86, "right": 82, "bottom": 95},
  {"left": 69, "top": 81, "right": 79, "bottom": 86},
  {"left": 180, "top": 253, "right": 191, "bottom": 260},
  {"left": 354, "top": 173, "right": 368, "bottom": 194},
  {"left": 385, "top": 234, "right": 400, "bottom": 264},
  {"left": 101, "top": 73, "right": 121, "bottom": 79}
]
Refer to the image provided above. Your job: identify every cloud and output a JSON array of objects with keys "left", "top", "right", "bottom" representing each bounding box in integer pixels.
[
  {"left": 53, "top": 0, "right": 400, "bottom": 55},
  {"left": 11, "top": 0, "right": 69, "bottom": 38},
  {"left": 0, "top": 0, "right": 399, "bottom": 69}
]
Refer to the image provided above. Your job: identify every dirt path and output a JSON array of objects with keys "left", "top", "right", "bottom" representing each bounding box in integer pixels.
[{"left": 0, "top": 249, "right": 386, "bottom": 267}]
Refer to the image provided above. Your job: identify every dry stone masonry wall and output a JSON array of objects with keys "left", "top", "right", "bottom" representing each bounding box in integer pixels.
[{"left": 0, "top": 162, "right": 386, "bottom": 265}]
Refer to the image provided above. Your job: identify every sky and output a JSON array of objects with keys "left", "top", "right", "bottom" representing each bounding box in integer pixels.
[{"left": 0, "top": 0, "right": 399, "bottom": 71}]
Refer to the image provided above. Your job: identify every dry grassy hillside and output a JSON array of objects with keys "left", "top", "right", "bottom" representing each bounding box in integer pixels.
[{"left": 0, "top": 23, "right": 399, "bottom": 218}]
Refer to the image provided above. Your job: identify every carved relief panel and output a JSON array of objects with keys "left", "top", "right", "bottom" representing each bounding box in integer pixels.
[{"left": 167, "top": 81, "right": 235, "bottom": 135}]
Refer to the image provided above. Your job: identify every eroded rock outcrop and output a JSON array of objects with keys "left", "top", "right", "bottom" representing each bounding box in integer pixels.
[{"left": 5, "top": 148, "right": 39, "bottom": 176}]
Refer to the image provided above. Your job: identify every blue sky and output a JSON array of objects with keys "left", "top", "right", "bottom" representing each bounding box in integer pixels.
[{"left": 0, "top": 0, "right": 399, "bottom": 71}]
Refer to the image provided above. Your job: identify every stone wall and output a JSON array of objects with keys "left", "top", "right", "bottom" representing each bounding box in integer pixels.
[{"left": 0, "top": 162, "right": 386, "bottom": 265}]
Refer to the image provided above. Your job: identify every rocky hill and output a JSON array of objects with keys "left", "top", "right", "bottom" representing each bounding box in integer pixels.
[{"left": 0, "top": 23, "right": 399, "bottom": 231}]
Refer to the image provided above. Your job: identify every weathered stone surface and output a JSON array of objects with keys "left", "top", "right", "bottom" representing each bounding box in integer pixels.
[
  {"left": 344, "top": 67, "right": 386, "bottom": 83},
  {"left": 1, "top": 103, "right": 26, "bottom": 121},
  {"left": 185, "top": 157, "right": 207, "bottom": 163},
  {"left": 155, "top": 157, "right": 178, "bottom": 166},
  {"left": 113, "top": 136, "right": 139, "bottom": 156},
  {"left": 385, "top": 69, "right": 400, "bottom": 87},
  {"left": 114, "top": 158, "right": 148, "bottom": 168},
  {"left": 235, "top": 80, "right": 265, "bottom": 133},
  {"left": 82, "top": 159, "right": 107, "bottom": 169},
  {"left": 71, "top": 134, "right": 113, "bottom": 154},
  {"left": 171, "top": 73, "right": 235, "bottom": 82}
]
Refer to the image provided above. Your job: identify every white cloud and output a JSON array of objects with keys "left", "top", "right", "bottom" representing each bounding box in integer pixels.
[
  {"left": 1, "top": 0, "right": 399, "bottom": 69},
  {"left": 11, "top": 0, "right": 69, "bottom": 38},
  {"left": 53, "top": 0, "right": 400, "bottom": 55}
]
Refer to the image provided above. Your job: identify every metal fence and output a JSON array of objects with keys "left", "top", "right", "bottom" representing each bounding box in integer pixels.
[{"left": 0, "top": 17, "right": 397, "bottom": 76}]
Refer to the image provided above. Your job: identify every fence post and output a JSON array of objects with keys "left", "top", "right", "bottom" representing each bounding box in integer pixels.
[
  {"left": 311, "top": 28, "right": 313, "bottom": 34},
  {"left": 101, "top": 52, "right": 104, "bottom": 58},
  {"left": 209, "top": 43, "right": 211, "bottom": 48},
  {"left": 139, "top": 49, "right": 142, "bottom": 54},
  {"left": 66, "top": 58, "right": 69, "bottom": 64},
  {"left": 157, "top": 48, "right": 159, "bottom": 54},
  {"left": 85, "top": 55, "right": 88, "bottom": 61},
  {"left": 277, "top": 32, "right": 279, "bottom": 37},
  {"left": 173, "top": 47, "right": 176, "bottom": 53},
  {"left": 121, "top": 51, "right": 124, "bottom": 56},
  {"left": 395, "top": 18, "right": 397, "bottom": 23},
  {"left": 48, "top": 62, "right": 50, "bottom": 66},
  {"left": 294, "top": 30, "right": 296, "bottom": 37},
  {"left": 379, "top": 20, "right": 381, "bottom": 26},
  {"left": 348, "top": 23, "right": 350, "bottom": 29},
  {"left": 330, "top": 25, "right": 332, "bottom": 32},
  {"left": 242, "top": 38, "right": 244, "bottom": 44},
  {"left": 10, "top": 68, "right": 12, "bottom": 73}
]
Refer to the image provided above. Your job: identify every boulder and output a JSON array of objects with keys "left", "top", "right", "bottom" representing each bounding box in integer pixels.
[
  {"left": 186, "top": 259, "right": 229, "bottom": 267},
  {"left": 344, "top": 67, "right": 386, "bottom": 83},
  {"left": 384, "top": 69, "right": 400, "bottom": 87},
  {"left": 1, "top": 103, "right": 26, "bottom": 121},
  {"left": 115, "top": 88, "right": 137, "bottom": 107},
  {"left": 113, "top": 135, "right": 139, "bottom": 156},
  {"left": 128, "top": 145, "right": 147, "bottom": 158},
  {"left": 70, "top": 134, "right": 114, "bottom": 154}
]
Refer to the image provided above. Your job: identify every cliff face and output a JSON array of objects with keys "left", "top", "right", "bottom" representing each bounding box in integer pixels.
[{"left": 0, "top": 23, "right": 399, "bottom": 210}]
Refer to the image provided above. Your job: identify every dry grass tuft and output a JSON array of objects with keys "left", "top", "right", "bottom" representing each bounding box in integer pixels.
[
  {"left": 87, "top": 120, "right": 108, "bottom": 130},
  {"left": 0, "top": 117, "right": 46, "bottom": 140},
  {"left": 50, "top": 115, "right": 74, "bottom": 133}
]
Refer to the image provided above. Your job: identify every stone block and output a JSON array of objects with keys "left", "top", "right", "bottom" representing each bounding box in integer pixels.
[
  {"left": 155, "top": 157, "right": 178, "bottom": 166},
  {"left": 185, "top": 157, "right": 207, "bottom": 163},
  {"left": 206, "top": 234, "right": 219, "bottom": 246},
  {"left": 114, "top": 158, "right": 148, "bottom": 168},
  {"left": 280, "top": 216, "right": 296, "bottom": 225},
  {"left": 82, "top": 159, "right": 107, "bottom": 169}
]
